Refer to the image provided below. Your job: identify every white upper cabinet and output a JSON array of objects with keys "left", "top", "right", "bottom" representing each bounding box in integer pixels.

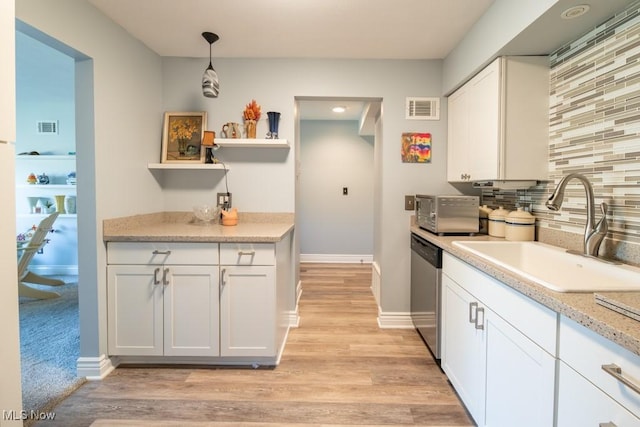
[
  {"left": 447, "top": 56, "right": 549, "bottom": 184},
  {"left": 0, "top": 1, "right": 16, "bottom": 143}
]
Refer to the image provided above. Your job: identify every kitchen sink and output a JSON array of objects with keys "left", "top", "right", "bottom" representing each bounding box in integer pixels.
[{"left": 452, "top": 241, "right": 640, "bottom": 293}]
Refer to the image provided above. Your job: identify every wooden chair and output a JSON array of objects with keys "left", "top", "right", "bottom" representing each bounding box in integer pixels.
[{"left": 16, "top": 212, "right": 65, "bottom": 299}]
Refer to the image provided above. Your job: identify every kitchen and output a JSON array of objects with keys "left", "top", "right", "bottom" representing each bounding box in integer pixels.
[{"left": 2, "top": 0, "right": 640, "bottom": 425}]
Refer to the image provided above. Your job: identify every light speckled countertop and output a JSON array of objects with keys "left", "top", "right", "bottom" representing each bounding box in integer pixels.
[
  {"left": 411, "top": 224, "right": 640, "bottom": 357},
  {"left": 104, "top": 212, "right": 294, "bottom": 243}
]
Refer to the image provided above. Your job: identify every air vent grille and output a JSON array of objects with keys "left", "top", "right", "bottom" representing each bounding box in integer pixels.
[
  {"left": 406, "top": 97, "right": 440, "bottom": 120},
  {"left": 37, "top": 121, "right": 58, "bottom": 134}
]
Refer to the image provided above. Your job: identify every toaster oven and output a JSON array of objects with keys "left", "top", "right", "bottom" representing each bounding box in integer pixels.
[{"left": 415, "top": 195, "right": 479, "bottom": 235}]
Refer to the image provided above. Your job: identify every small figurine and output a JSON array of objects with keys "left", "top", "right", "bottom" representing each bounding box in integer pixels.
[
  {"left": 37, "top": 173, "right": 50, "bottom": 185},
  {"left": 27, "top": 173, "right": 37, "bottom": 184},
  {"left": 67, "top": 171, "right": 76, "bottom": 185}
]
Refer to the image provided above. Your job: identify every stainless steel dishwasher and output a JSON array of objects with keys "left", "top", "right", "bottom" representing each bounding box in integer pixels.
[{"left": 410, "top": 233, "right": 443, "bottom": 361}]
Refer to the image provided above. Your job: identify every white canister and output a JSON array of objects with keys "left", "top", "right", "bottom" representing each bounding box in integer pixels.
[
  {"left": 505, "top": 208, "right": 536, "bottom": 241},
  {"left": 64, "top": 195, "right": 76, "bottom": 214},
  {"left": 488, "top": 206, "right": 510, "bottom": 237}
]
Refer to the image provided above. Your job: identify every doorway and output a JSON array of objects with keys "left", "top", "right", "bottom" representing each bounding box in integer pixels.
[
  {"left": 15, "top": 23, "right": 87, "bottom": 414},
  {"left": 296, "top": 97, "right": 381, "bottom": 263}
]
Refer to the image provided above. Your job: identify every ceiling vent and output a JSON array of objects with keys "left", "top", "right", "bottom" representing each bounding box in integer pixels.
[
  {"left": 406, "top": 97, "right": 440, "bottom": 120},
  {"left": 37, "top": 121, "right": 58, "bottom": 134}
]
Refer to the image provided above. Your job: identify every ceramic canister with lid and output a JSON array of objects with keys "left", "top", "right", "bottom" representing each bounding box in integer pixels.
[
  {"left": 488, "top": 206, "right": 510, "bottom": 237},
  {"left": 505, "top": 207, "right": 536, "bottom": 241},
  {"left": 479, "top": 205, "right": 493, "bottom": 235}
]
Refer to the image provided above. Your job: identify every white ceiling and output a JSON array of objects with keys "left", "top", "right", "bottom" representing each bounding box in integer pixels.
[
  {"left": 85, "top": 0, "right": 635, "bottom": 120},
  {"left": 87, "top": 0, "right": 496, "bottom": 60}
]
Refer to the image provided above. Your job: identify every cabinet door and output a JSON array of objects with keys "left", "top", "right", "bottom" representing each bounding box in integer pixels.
[
  {"left": 163, "top": 265, "right": 220, "bottom": 357},
  {"left": 441, "top": 274, "right": 486, "bottom": 424},
  {"left": 447, "top": 85, "right": 470, "bottom": 182},
  {"left": 107, "top": 265, "right": 163, "bottom": 356},
  {"left": 558, "top": 362, "right": 640, "bottom": 426},
  {"left": 467, "top": 58, "right": 500, "bottom": 181},
  {"left": 220, "top": 265, "right": 275, "bottom": 357},
  {"left": 484, "top": 308, "right": 555, "bottom": 427}
]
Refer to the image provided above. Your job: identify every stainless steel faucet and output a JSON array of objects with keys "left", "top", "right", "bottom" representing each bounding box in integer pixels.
[{"left": 546, "top": 173, "right": 608, "bottom": 258}]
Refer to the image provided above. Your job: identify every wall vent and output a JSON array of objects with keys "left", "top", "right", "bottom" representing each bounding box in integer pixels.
[
  {"left": 37, "top": 121, "right": 58, "bottom": 134},
  {"left": 406, "top": 97, "right": 440, "bottom": 120}
]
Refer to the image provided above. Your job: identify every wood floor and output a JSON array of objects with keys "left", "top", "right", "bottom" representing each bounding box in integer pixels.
[{"left": 37, "top": 263, "right": 473, "bottom": 427}]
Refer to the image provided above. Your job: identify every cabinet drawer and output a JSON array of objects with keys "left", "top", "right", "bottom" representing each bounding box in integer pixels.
[
  {"left": 107, "top": 242, "right": 218, "bottom": 265},
  {"left": 220, "top": 243, "right": 275, "bottom": 266},
  {"left": 558, "top": 361, "right": 640, "bottom": 426},
  {"left": 560, "top": 315, "right": 640, "bottom": 416},
  {"left": 443, "top": 253, "right": 557, "bottom": 355}
]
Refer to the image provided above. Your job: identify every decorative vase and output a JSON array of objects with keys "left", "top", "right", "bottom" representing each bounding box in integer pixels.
[
  {"left": 64, "top": 195, "right": 76, "bottom": 214},
  {"left": 245, "top": 119, "right": 257, "bottom": 138},
  {"left": 27, "top": 197, "right": 40, "bottom": 214},
  {"left": 267, "top": 111, "right": 280, "bottom": 139},
  {"left": 54, "top": 195, "right": 66, "bottom": 214}
]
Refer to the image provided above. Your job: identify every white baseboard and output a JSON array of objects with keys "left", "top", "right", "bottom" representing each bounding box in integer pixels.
[
  {"left": 29, "top": 265, "right": 78, "bottom": 276},
  {"left": 377, "top": 311, "right": 415, "bottom": 329},
  {"left": 286, "top": 310, "right": 300, "bottom": 328},
  {"left": 300, "top": 254, "right": 372, "bottom": 263},
  {"left": 76, "top": 354, "right": 115, "bottom": 380},
  {"left": 371, "top": 261, "right": 381, "bottom": 306}
]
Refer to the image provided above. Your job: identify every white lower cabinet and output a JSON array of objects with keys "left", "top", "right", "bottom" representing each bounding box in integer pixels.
[
  {"left": 220, "top": 243, "right": 276, "bottom": 357},
  {"left": 442, "top": 253, "right": 556, "bottom": 426},
  {"left": 107, "top": 243, "right": 219, "bottom": 357}
]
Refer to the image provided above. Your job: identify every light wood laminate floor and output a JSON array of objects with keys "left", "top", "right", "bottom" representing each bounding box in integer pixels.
[{"left": 37, "top": 263, "right": 474, "bottom": 426}]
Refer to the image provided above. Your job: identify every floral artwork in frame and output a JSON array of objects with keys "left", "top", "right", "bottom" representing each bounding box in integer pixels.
[
  {"left": 161, "top": 112, "right": 207, "bottom": 163},
  {"left": 401, "top": 132, "right": 431, "bottom": 163}
]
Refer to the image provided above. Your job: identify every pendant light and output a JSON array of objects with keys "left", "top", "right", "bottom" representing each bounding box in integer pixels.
[{"left": 202, "top": 32, "right": 219, "bottom": 98}]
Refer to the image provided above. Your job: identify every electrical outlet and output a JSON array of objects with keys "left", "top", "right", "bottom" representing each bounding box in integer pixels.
[
  {"left": 343, "top": 187, "right": 348, "bottom": 195},
  {"left": 217, "top": 192, "right": 232, "bottom": 208},
  {"left": 405, "top": 195, "right": 415, "bottom": 211}
]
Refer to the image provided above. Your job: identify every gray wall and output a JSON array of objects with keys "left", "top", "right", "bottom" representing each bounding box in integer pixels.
[{"left": 298, "top": 120, "right": 374, "bottom": 260}]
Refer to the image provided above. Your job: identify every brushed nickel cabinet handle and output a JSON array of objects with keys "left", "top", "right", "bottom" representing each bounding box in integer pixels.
[
  {"left": 152, "top": 250, "right": 172, "bottom": 255},
  {"left": 469, "top": 302, "right": 478, "bottom": 324},
  {"left": 221, "top": 268, "right": 227, "bottom": 286},
  {"left": 599, "top": 423, "right": 617, "bottom": 427},
  {"left": 162, "top": 268, "right": 170, "bottom": 286},
  {"left": 238, "top": 250, "right": 256, "bottom": 256},
  {"left": 475, "top": 307, "right": 485, "bottom": 330},
  {"left": 602, "top": 364, "right": 640, "bottom": 395},
  {"left": 153, "top": 267, "right": 161, "bottom": 285}
]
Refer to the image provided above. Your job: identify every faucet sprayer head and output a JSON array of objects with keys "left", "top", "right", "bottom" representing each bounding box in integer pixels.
[{"left": 546, "top": 189, "right": 564, "bottom": 211}]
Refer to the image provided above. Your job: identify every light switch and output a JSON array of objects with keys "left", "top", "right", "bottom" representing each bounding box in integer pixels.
[{"left": 405, "top": 195, "right": 415, "bottom": 211}]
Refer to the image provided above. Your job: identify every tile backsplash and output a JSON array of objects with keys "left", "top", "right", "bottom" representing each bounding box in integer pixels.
[{"left": 482, "top": 1, "right": 640, "bottom": 264}]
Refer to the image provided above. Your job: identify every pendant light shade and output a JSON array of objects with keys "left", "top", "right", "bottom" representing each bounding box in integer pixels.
[{"left": 202, "top": 32, "right": 219, "bottom": 98}]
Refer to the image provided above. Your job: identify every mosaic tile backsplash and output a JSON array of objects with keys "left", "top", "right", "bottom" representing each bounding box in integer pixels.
[{"left": 482, "top": 1, "right": 640, "bottom": 263}]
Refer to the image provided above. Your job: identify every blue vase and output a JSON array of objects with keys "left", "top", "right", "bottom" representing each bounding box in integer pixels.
[{"left": 267, "top": 111, "right": 281, "bottom": 139}]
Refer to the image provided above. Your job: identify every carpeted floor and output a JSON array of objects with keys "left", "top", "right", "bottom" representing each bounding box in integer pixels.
[{"left": 19, "top": 276, "right": 85, "bottom": 423}]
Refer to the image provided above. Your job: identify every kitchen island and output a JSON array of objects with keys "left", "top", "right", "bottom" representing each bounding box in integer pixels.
[{"left": 103, "top": 211, "right": 295, "bottom": 367}]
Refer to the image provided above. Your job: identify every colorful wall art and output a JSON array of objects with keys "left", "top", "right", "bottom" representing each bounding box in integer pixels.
[{"left": 401, "top": 132, "right": 431, "bottom": 163}]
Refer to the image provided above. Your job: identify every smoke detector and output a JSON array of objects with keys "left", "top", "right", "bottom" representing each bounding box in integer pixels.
[{"left": 561, "top": 5, "right": 590, "bottom": 20}]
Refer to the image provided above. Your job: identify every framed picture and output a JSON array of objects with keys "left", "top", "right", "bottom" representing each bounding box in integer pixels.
[
  {"left": 161, "top": 112, "right": 207, "bottom": 163},
  {"left": 401, "top": 132, "right": 431, "bottom": 163}
]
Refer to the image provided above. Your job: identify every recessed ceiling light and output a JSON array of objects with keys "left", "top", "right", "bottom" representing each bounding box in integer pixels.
[
  {"left": 332, "top": 106, "right": 346, "bottom": 113},
  {"left": 561, "top": 5, "right": 590, "bottom": 20}
]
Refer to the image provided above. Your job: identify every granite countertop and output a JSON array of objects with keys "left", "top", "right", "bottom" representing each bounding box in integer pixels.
[
  {"left": 411, "top": 224, "right": 640, "bottom": 357},
  {"left": 104, "top": 212, "right": 294, "bottom": 243}
]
